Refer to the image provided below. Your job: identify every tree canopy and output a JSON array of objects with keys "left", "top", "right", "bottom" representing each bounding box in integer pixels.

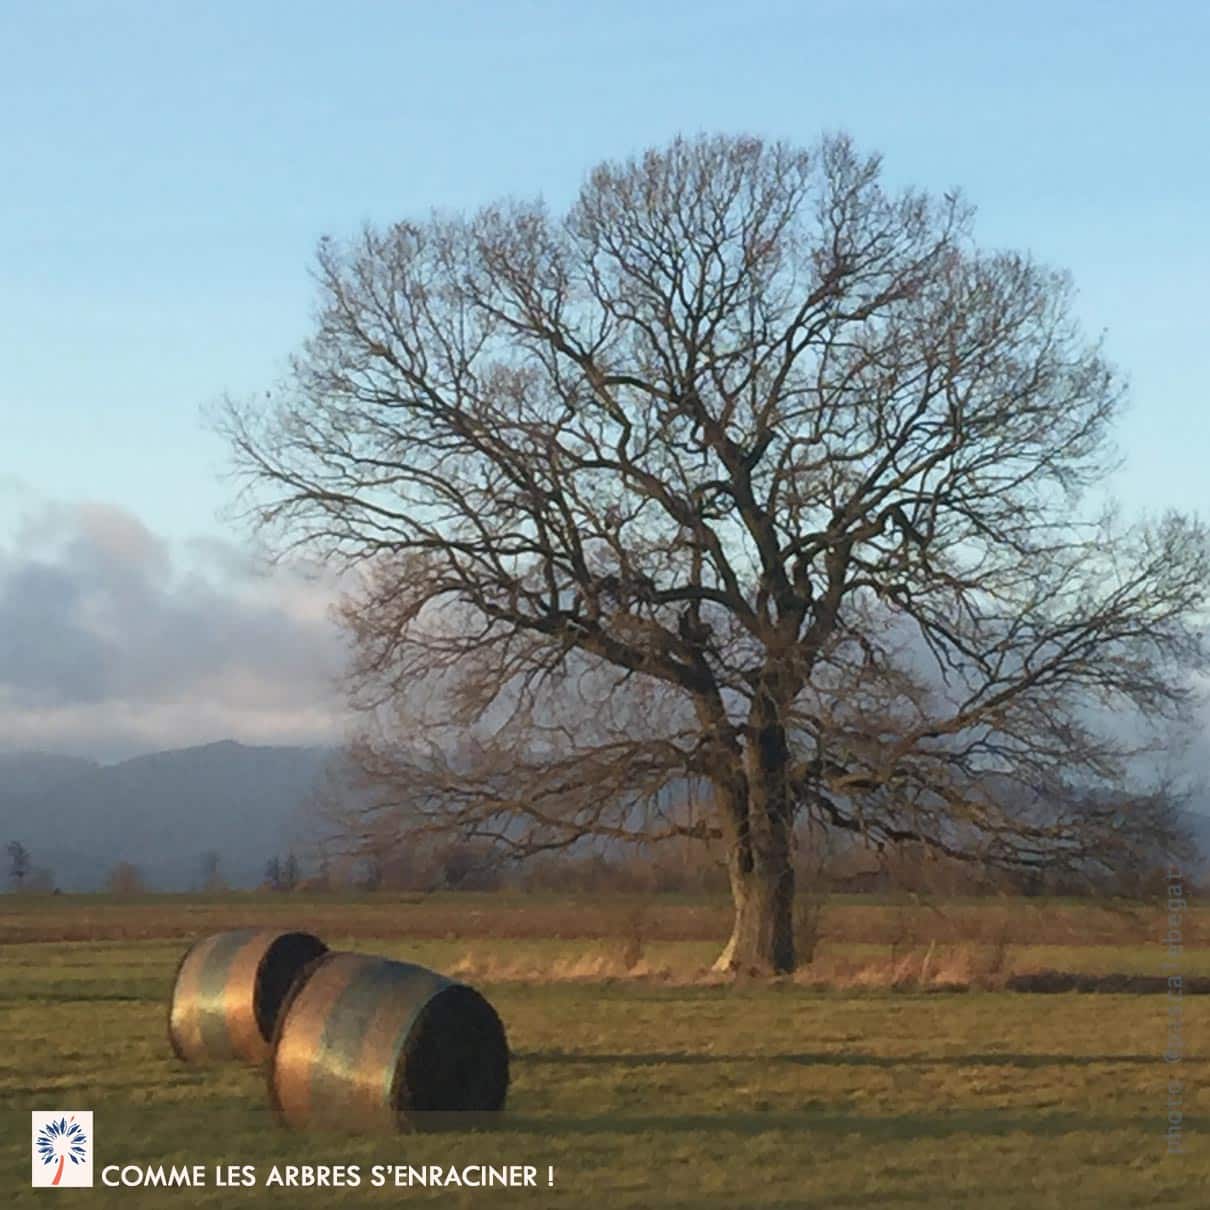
[{"left": 223, "top": 133, "right": 1209, "bottom": 972}]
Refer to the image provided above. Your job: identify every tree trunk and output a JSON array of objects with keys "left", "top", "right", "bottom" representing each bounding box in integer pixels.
[
  {"left": 712, "top": 699, "right": 797, "bottom": 975},
  {"left": 712, "top": 834, "right": 796, "bottom": 974}
]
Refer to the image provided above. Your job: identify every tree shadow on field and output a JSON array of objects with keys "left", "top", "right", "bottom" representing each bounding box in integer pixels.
[
  {"left": 516, "top": 1048, "right": 1167, "bottom": 1069},
  {"left": 617, "top": 1200, "right": 938, "bottom": 1210},
  {"left": 487, "top": 1107, "right": 1210, "bottom": 1140}
]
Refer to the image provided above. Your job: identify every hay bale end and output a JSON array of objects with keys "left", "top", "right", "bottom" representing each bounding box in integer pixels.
[
  {"left": 268, "top": 951, "right": 509, "bottom": 1132},
  {"left": 168, "top": 928, "right": 328, "bottom": 1065}
]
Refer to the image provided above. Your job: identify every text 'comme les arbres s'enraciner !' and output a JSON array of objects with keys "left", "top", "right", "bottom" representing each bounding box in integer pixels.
[{"left": 101, "top": 1163, "right": 554, "bottom": 1189}]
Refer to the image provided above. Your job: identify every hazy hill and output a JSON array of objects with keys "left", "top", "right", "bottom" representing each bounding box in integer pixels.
[
  {"left": 1, "top": 741, "right": 1206, "bottom": 892},
  {"left": 1187, "top": 811, "right": 1210, "bottom": 876},
  {"left": 0, "top": 751, "right": 99, "bottom": 797},
  {"left": 0, "top": 741, "right": 336, "bottom": 891}
]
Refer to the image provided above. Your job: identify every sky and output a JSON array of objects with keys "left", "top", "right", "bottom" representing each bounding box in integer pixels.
[{"left": 1, "top": 0, "right": 1207, "bottom": 759}]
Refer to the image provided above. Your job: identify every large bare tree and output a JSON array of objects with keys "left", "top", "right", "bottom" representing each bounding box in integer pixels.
[{"left": 223, "top": 134, "right": 1208, "bottom": 973}]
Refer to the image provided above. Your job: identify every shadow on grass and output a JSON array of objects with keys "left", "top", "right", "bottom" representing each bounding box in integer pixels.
[
  {"left": 420, "top": 1106, "right": 1210, "bottom": 1140},
  {"left": 18, "top": 1097, "right": 1197, "bottom": 1154},
  {"left": 516, "top": 1048, "right": 1168, "bottom": 1069},
  {"left": 1005, "top": 971, "right": 1210, "bottom": 993},
  {"left": 0, "top": 992, "right": 155, "bottom": 1004}
]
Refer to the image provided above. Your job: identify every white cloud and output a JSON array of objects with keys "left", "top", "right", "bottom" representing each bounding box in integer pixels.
[{"left": 0, "top": 496, "right": 355, "bottom": 760}]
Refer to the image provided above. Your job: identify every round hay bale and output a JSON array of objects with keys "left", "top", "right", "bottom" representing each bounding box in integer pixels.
[
  {"left": 168, "top": 928, "right": 327, "bottom": 1065},
  {"left": 268, "top": 951, "right": 509, "bottom": 1132}
]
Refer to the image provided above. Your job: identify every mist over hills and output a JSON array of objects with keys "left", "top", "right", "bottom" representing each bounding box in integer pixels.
[
  {"left": 0, "top": 741, "right": 337, "bottom": 891},
  {"left": 1, "top": 739, "right": 1207, "bottom": 893}
]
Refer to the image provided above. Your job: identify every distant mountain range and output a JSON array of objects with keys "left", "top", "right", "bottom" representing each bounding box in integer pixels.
[
  {"left": 0, "top": 741, "right": 338, "bottom": 891},
  {"left": 1, "top": 741, "right": 1207, "bottom": 892}
]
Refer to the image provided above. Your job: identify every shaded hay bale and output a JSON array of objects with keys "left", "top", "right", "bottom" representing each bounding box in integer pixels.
[
  {"left": 269, "top": 952, "right": 509, "bottom": 1133},
  {"left": 168, "top": 928, "right": 328, "bottom": 1064}
]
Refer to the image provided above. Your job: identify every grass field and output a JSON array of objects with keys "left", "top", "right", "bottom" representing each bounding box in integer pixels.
[{"left": 1, "top": 892, "right": 1206, "bottom": 1207}]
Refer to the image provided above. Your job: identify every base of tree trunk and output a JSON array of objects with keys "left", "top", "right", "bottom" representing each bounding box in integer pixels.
[
  {"left": 711, "top": 934, "right": 739, "bottom": 973},
  {"left": 712, "top": 863, "right": 796, "bottom": 976}
]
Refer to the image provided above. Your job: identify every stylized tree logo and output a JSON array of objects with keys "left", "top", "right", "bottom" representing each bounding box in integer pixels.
[{"left": 35, "top": 1116, "right": 88, "bottom": 1186}]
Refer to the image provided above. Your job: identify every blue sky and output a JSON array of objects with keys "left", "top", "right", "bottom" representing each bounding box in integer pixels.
[
  {"left": 3, "top": 0, "right": 1208, "bottom": 538},
  {"left": 0, "top": 1, "right": 1207, "bottom": 756}
]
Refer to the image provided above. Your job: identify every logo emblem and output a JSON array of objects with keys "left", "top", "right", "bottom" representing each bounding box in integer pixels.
[{"left": 31, "top": 1111, "right": 93, "bottom": 1188}]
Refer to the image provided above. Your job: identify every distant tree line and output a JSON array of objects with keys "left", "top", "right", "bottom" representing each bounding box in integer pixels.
[
  {"left": 295, "top": 819, "right": 1201, "bottom": 901},
  {"left": 107, "top": 860, "right": 146, "bottom": 896},
  {"left": 263, "top": 853, "right": 301, "bottom": 892},
  {"left": 6, "top": 840, "right": 56, "bottom": 893}
]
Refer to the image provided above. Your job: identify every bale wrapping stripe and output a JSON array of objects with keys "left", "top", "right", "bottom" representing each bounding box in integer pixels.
[
  {"left": 168, "top": 928, "right": 328, "bottom": 1065},
  {"left": 269, "top": 952, "right": 509, "bottom": 1132}
]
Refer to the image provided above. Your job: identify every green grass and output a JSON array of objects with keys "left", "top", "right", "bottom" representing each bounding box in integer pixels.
[{"left": 0, "top": 899, "right": 1206, "bottom": 1207}]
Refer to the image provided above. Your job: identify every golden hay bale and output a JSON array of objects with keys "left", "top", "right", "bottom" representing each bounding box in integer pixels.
[
  {"left": 268, "top": 952, "right": 509, "bottom": 1133},
  {"left": 168, "top": 928, "right": 327, "bottom": 1065}
]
